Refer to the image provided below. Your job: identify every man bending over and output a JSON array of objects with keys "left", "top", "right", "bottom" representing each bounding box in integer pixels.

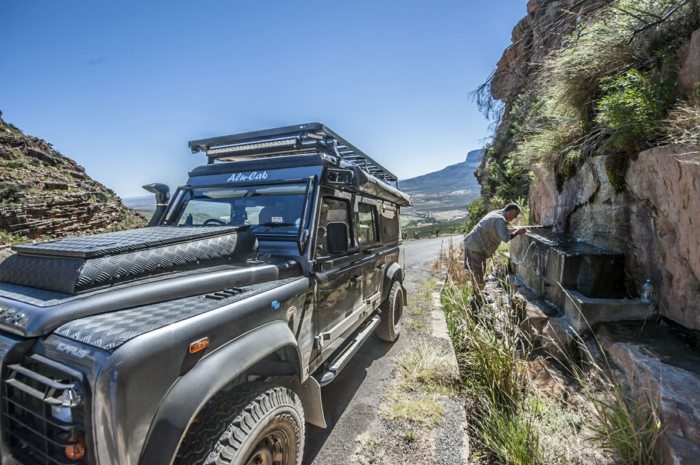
[{"left": 463, "top": 203, "right": 527, "bottom": 291}]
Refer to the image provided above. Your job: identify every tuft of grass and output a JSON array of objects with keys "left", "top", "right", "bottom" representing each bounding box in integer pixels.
[
  {"left": 408, "top": 279, "right": 434, "bottom": 317},
  {"left": 402, "top": 430, "right": 418, "bottom": 442},
  {"left": 406, "top": 278, "right": 437, "bottom": 335},
  {"left": 379, "top": 387, "right": 444, "bottom": 427},
  {"left": 0, "top": 230, "right": 24, "bottom": 245},
  {"left": 663, "top": 98, "right": 700, "bottom": 146},
  {"left": 396, "top": 340, "right": 455, "bottom": 394},
  {"left": 476, "top": 398, "right": 546, "bottom": 465},
  {"left": 380, "top": 338, "right": 456, "bottom": 427}
]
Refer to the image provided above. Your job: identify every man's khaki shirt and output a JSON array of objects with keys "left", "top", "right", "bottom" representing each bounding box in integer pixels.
[{"left": 463, "top": 209, "right": 511, "bottom": 258}]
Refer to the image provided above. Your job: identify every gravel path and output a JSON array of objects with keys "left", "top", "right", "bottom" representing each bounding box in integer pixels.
[{"left": 303, "top": 236, "right": 468, "bottom": 465}]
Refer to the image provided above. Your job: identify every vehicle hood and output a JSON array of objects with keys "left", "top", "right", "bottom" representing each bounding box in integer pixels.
[
  {"left": 0, "top": 226, "right": 307, "bottom": 338},
  {"left": 0, "top": 226, "right": 256, "bottom": 295}
]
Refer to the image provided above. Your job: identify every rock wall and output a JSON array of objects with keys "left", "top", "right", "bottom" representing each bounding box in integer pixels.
[
  {"left": 491, "top": 0, "right": 609, "bottom": 103},
  {"left": 494, "top": 1, "right": 700, "bottom": 331},
  {"left": 529, "top": 145, "right": 700, "bottom": 330},
  {"left": 627, "top": 146, "right": 700, "bottom": 330},
  {"left": 0, "top": 114, "right": 145, "bottom": 255}
]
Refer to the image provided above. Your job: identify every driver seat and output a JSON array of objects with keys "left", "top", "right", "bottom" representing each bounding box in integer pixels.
[{"left": 259, "top": 206, "right": 283, "bottom": 224}]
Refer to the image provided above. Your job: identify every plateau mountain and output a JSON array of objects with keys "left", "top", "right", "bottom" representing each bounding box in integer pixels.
[{"left": 400, "top": 149, "right": 483, "bottom": 220}]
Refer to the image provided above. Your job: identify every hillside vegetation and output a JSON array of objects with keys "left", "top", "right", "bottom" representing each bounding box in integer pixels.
[
  {"left": 476, "top": 0, "right": 700, "bottom": 207},
  {"left": 0, "top": 113, "right": 145, "bottom": 248}
]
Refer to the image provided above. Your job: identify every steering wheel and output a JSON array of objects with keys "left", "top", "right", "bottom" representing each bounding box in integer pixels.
[{"left": 202, "top": 218, "right": 227, "bottom": 226}]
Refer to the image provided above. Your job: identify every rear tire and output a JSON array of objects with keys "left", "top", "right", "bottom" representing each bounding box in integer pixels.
[
  {"left": 376, "top": 280, "right": 403, "bottom": 342},
  {"left": 176, "top": 386, "right": 305, "bottom": 465}
]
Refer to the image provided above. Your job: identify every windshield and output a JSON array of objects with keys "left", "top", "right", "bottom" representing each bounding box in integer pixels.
[{"left": 164, "top": 183, "right": 307, "bottom": 236}]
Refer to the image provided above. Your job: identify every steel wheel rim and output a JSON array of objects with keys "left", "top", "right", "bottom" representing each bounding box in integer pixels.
[{"left": 245, "top": 428, "right": 291, "bottom": 465}]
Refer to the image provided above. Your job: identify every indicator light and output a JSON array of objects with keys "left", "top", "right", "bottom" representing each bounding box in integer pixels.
[
  {"left": 65, "top": 436, "right": 86, "bottom": 460},
  {"left": 189, "top": 337, "right": 209, "bottom": 354}
]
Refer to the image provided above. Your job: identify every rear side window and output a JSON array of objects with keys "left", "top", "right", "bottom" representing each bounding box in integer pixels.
[
  {"left": 379, "top": 204, "right": 400, "bottom": 244},
  {"left": 358, "top": 203, "right": 378, "bottom": 245}
]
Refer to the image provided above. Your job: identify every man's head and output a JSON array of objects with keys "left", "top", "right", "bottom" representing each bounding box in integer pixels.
[{"left": 502, "top": 203, "right": 521, "bottom": 222}]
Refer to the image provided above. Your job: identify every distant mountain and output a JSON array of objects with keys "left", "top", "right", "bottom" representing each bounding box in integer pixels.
[
  {"left": 125, "top": 150, "right": 484, "bottom": 222},
  {"left": 400, "top": 149, "right": 483, "bottom": 219},
  {"left": 123, "top": 195, "right": 156, "bottom": 217}
]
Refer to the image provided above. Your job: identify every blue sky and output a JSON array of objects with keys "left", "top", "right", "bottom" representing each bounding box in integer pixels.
[{"left": 1, "top": 1, "right": 526, "bottom": 197}]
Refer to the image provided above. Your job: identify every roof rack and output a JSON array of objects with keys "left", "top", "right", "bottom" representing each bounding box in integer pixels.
[{"left": 188, "top": 123, "right": 399, "bottom": 185}]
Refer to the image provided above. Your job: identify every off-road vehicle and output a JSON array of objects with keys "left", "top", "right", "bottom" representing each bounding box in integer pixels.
[{"left": 0, "top": 123, "right": 410, "bottom": 465}]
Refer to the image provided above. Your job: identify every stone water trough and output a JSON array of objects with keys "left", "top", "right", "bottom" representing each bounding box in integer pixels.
[{"left": 510, "top": 227, "right": 653, "bottom": 333}]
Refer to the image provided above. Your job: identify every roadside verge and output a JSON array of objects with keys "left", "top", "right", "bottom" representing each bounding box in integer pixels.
[{"left": 350, "top": 270, "right": 469, "bottom": 465}]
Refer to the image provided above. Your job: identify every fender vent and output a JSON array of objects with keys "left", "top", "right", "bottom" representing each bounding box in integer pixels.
[
  {"left": 204, "top": 288, "right": 244, "bottom": 300},
  {"left": 2, "top": 354, "right": 87, "bottom": 465}
]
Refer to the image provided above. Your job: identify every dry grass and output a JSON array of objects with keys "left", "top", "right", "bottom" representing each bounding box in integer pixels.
[
  {"left": 557, "top": 335, "right": 664, "bottom": 465},
  {"left": 396, "top": 340, "right": 456, "bottom": 394},
  {"left": 406, "top": 279, "right": 436, "bottom": 334},
  {"left": 380, "top": 338, "right": 456, "bottom": 427},
  {"left": 379, "top": 388, "right": 445, "bottom": 427},
  {"left": 663, "top": 100, "right": 700, "bottom": 146}
]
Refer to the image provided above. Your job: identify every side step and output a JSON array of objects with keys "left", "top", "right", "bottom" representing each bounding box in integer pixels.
[{"left": 316, "top": 316, "right": 380, "bottom": 386}]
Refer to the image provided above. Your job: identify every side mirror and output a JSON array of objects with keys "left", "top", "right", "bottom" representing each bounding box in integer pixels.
[
  {"left": 142, "top": 183, "right": 170, "bottom": 226},
  {"left": 326, "top": 222, "right": 349, "bottom": 255}
]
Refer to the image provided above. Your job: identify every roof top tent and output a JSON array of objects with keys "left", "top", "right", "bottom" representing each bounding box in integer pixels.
[{"left": 187, "top": 122, "right": 411, "bottom": 207}]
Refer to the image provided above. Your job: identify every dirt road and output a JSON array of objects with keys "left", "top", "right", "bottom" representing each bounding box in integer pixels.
[{"left": 303, "top": 235, "right": 461, "bottom": 465}]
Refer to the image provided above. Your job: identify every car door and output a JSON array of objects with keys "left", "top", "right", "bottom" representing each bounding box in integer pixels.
[
  {"left": 357, "top": 200, "right": 384, "bottom": 310},
  {"left": 313, "top": 194, "right": 364, "bottom": 352}
]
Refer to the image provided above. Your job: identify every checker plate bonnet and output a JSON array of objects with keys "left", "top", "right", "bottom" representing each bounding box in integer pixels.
[{"left": 0, "top": 227, "right": 256, "bottom": 294}]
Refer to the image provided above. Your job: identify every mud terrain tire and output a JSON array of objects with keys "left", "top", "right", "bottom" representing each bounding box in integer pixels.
[
  {"left": 176, "top": 386, "right": 304, "bottom": 465},
  {"left": 376, "top": 280, "right": 403, "bottom": 342}
]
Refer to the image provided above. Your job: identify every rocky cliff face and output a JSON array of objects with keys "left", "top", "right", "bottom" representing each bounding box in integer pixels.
[
  {"left": 491, "top": 0, "right": 700, "bottom": 330},
  {"left": 0, "top": 114, "right": 145, "bottom": 255},
  {"left": 491, "top": 0, "right": 609, "bottom": 106},
  {"left": 530, "top": 146, "right": 700, "bottom": 330}
]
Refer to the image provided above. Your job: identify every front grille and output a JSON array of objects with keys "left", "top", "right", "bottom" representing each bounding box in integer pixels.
[{"left": 2, "top": 354, "right": 86, "bottom": 465}]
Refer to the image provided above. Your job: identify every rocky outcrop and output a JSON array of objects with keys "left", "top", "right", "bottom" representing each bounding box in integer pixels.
[
  {"left": 599, "top": 326, "right": 700, "bottom": 465},
  {"left": 491, "top": 0, "right": 608, "bottom": 103},
  {"left": 498, "top": 4, "right": 700, "bottom": 330},
  {"left": 528, "top": 145, "right": 700, "bottom": 330},
  {"left": 626, "top": 146, "right": 700, "bottom": 330},
  {"left": 679, "top": 29, "right": 700, "bottom": 92},
  {"left": 0, "top": 114, "right": 145, "bottom": 250}
]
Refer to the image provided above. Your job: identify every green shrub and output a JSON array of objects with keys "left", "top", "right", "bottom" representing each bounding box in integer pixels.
[
  {"left": 596, "top": 69, "right": 677, "bottom": 153},
  {"left": 465, "top": 198, "right": 487, "bottom": 232},
  {"left": 476, "top": 0, "right": 700, "bottom": 204}
]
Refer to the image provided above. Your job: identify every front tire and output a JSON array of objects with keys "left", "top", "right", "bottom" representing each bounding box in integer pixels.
[
  {"left": 376, "top": 280, "right": 403, "bottom": 342},
  {"left": 176, "top": 386, "right": 305, "bottom": 465}
]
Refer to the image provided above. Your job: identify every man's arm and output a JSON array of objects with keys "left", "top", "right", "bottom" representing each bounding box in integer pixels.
[{"left": 509, "top": 226, "right": 528, "bottom": 239}]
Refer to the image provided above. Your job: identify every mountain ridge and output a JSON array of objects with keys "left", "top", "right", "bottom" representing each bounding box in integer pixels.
[{"left": 400, "top": 149, "right": 483, "bottom": 219}]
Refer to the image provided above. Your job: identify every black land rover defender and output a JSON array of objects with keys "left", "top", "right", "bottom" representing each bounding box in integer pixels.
[{"left": 0, "top": 123, "right": 411, "bottom": 465}]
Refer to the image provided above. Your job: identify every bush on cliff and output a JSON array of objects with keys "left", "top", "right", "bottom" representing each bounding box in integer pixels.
[{"left": 478, "top": 0, "right": 700, "bottom": 200}]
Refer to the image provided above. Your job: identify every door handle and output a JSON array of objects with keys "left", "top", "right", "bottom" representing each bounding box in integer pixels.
[
  {"left": 376, "top": 263, "right": 386, "bottom": 270},
  {"left": 351, "top": 274, "right": 363, "bottom": 282}
]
